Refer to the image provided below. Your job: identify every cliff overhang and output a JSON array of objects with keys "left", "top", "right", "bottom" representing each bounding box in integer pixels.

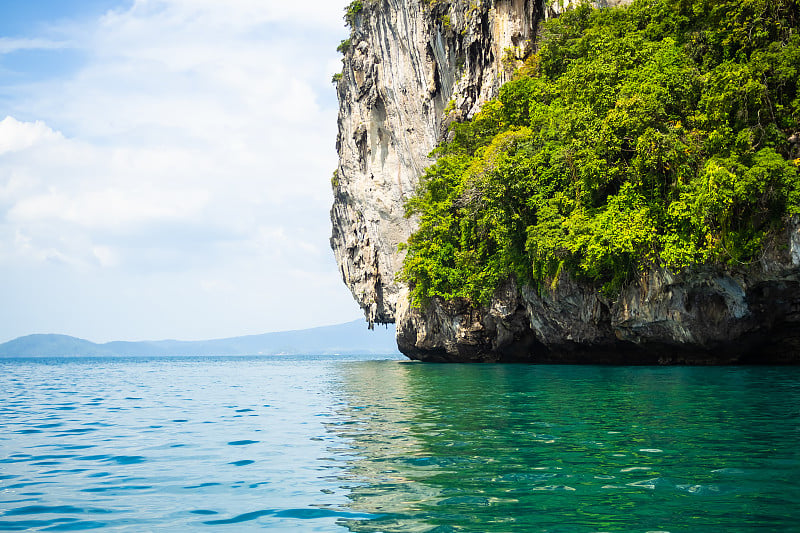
[{"left": 330, "top": 0, "right": 800, "bottom": 363}]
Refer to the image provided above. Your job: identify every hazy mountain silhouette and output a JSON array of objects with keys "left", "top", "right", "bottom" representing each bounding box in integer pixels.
[{"left": 0, "top": 321, "right": 399, "bottom": 357}]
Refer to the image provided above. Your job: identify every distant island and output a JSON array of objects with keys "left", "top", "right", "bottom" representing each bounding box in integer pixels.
[
  {"left": 0, "top": 320, "right": 400, "bottom": 357},
  {"left": 331, "top": 0, "right": 800, "bottom": 363}
]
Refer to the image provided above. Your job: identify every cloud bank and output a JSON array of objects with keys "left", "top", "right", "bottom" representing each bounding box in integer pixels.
[{"left": 0, "top": 0, "right": 360, "bottom": 342}]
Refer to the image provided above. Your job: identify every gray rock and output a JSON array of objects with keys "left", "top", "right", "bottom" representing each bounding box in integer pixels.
[
  {"left": 397, "top": 218, "right": 800, "bottom": 363},
  {"left": 331, "top": 0, "right": 550, "bottom": 326},
  {"left": 331, "top": 0, "right": 800, "bottom": 363}
]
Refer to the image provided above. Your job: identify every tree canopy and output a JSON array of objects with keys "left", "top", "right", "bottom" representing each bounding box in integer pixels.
[{"left": 402, "top": 0, "right": 800, "bottom": 304}]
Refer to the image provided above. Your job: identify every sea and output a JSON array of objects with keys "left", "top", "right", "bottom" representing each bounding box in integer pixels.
[{"left": 1, "top": 355, "right": 799, "bottom": 532}]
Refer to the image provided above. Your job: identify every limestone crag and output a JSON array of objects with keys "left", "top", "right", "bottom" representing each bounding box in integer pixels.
[
  {"left": 331, "top": 0, "right": 550, "bottom": 326},
  {"left": 331, "top": 0, "right": 800, "bottom": 363}
]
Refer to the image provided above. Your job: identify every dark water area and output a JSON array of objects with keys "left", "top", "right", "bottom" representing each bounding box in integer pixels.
[{"left": 1, "top": 356, "right": 798, "bottom": 531}]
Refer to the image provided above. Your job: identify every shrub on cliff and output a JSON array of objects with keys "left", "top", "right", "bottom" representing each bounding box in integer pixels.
[{"left": 402, "top": 0, "right": 800, "bottom": 304}]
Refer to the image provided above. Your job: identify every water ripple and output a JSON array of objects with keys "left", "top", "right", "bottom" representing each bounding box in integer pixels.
[{"left": 2, "top": 357, "right": 799, "bottom": 532}]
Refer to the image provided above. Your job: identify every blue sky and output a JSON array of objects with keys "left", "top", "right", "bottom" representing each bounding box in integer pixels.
[
  {"left": 0, "top": 0, "right": 361, "bottom": 342},
  {"left": 0, "top": 1, "right": 129, "bottom": 34}
]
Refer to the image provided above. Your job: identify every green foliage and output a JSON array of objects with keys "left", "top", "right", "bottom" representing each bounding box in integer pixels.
[
  {"left": 441, "top": 14, "right": 452, "bottom": 30},
  {"left": 501, "top": 46, "right": 524, "bottom": 71},
  {"left": 345, "top": 1, "right": 364, "bottom": 27},
  {"left": 402, "top": 0, "right": 800, "bottom": 306},
  {"left": 337, "top": 39, "right": 351, "bottom": 54},
  {"left": 331, "top": 72, "right": 343, "bottom": 84}
]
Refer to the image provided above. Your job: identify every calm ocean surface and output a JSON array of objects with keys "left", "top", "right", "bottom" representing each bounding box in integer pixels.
[{"left": 1, "top": 355, "right": 799, "bottom": 532}]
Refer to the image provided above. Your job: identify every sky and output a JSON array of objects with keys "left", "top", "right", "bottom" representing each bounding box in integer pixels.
[{"left": 0, "top": 0, "right": 363, "bottom": 342}]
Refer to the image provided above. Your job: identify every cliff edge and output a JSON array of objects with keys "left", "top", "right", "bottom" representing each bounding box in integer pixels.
[
  {"left": 331, "top": 0, "right": 556, "bottom": 326},
  {"left": 330, "top": 0, "right": 800, "bottom": 363}
]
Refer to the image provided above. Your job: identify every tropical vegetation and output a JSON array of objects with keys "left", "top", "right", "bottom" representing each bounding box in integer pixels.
[{"left": 402, "top": 0, "right": 800, "bottom": 305}]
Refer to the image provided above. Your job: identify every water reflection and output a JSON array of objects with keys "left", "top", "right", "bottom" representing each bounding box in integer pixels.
[{"left": 331, "top": 363, "right": 800, "bottom": 532}]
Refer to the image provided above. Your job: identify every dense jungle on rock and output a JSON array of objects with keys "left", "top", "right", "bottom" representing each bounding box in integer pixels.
[{"left": 402, "top": 0, "right": 800, "bottom": 305}]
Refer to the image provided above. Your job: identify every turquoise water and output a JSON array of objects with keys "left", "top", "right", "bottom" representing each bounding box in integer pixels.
[{"left": 1, "top": 356, "right": 798, "bottom": 531}]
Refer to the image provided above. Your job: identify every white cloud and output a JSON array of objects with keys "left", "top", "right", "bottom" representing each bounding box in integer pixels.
[
  {"left": 92, "top": 245, "right": 119, "bottom": 268},
  {"left": 0, "top": 37, "right": 68, "bottom": 55},
  {"left": 8, "top": 185, "right": 210, "bottom": 229},
  {"left": 118, "top": 0, "right": 350, "bottom": 33},
  {"left": 0, "top": 0, "right": 362, "bottom": 341},
  {"left": 0, "top": 116, "right": 63, "bottom": 155}
]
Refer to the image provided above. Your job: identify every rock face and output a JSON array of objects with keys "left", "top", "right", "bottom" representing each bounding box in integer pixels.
[
  {"left": 330, "top": 0, "right": 800, "bottom": 363},
  {"left": 331, "top": 0, "right": 549, "bottom": 325},
  {"left": 396, "top": 218, "right": 800, "bottom": 363}
]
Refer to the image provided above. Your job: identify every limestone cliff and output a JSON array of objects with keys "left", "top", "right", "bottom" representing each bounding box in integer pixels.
[
  {"left": 331, "top": 0, "right": 549, "bottom": 326},
  {"left": 330, "top": 0, "right": 800, "bottom": 363}
]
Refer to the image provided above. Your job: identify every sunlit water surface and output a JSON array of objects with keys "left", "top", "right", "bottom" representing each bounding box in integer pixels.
[{"left": 1, "top": 356, "right": 798, "bottom": 532}]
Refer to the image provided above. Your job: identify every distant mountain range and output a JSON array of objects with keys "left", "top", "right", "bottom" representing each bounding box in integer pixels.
[{"left": 0, "top": 320, "right": 400, "bottom": 357}]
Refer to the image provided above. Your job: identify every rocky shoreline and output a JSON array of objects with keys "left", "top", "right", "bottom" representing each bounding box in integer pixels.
[{"left": 330, "top": 0, "right": 800, "bottom": 363}]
